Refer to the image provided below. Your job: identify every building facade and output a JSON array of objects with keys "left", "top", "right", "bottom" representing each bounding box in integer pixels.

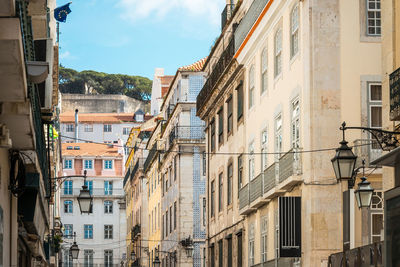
[
  {"left": 60, "top": 143, "right": 126, "bottom": 266},
  {"left": 158, "top": 60, "right": 207, "bottom": 266},
  {"left": 197, "top": 0, "right": 382, "bottom": 266},
  {"left": 150, "top": 68, "right": 175, "bottom": 116}
]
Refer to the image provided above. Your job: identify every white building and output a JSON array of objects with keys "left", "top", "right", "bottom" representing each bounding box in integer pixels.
[
  {"left": 150, "top": 68, "right": 174, "bottom": 115},
  {"left": 60, "top": 142, "right": 126, "bottom": 266}
]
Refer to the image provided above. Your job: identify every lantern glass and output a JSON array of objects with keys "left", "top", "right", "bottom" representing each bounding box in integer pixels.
[
  {"left": 355, "top": 177, "right": 374, "bottom": 208},
  {"left": 70, "top": 242, "right": 80, "bottom": 259},
  {"left": 77, "top": 187, "right": 92, "bottom": 214},
  {"left": 331, "top": 142, "right": 357, "bottom": 180}
]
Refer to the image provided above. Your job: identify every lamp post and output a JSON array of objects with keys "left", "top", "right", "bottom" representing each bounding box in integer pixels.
[
  {"left": 69, "top": 232, "right": 79, "bottom": 259},
  {"left": 77, "top": 170, "right": 93, "bottom": 214},
  {"left": 153, "top": 248, "right": 161, "bottom": 267}
]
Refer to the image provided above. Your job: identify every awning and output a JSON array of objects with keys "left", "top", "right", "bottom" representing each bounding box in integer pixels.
[{"left": 370, "top": 146, "right": 400, "bottom": 167}]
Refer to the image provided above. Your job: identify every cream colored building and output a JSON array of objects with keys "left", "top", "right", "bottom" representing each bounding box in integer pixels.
[{"left": 197, "top": 0, "right": 383, "bottom": 266}]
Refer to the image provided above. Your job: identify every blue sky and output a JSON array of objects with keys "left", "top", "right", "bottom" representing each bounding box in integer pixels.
[{"left": 58, "top": 0, "right": 225, "bottom": 79}]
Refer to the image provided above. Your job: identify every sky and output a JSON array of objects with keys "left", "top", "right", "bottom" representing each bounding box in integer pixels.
[{"left": 57, "top": 0, "right": 225, "bottom": 79}]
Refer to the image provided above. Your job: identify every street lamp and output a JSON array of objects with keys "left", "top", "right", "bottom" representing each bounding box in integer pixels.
[
  {"left": 331, "top": 123, "right": 357, "bottom": 180},
  {"left": 355, "top": 176, "right": 374, "bottom": 208},
  {"left": 77, "top": 170, "right": 93, "bottom": 214},
  {"left": 180, "top": 236, "right": 194, "bottom": 257},
  {"left": 131, "top": 251, "right": 136, "bottom": 261},
  {"left": 69, "top": 232, "right": 80, "bottom": 259},
  {"left": 153, "top": 248, "right": 161, "bottom": 267}
]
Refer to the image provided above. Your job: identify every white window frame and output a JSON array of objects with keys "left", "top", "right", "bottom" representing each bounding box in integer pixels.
[
  {"left": 274, "top": 28, "right": 282, "bottom": 77},
  {"left": 275, "top": 114, "right": 283, "bottom": 160},
  {"left": 261, "top": 216, "right": 268, "bottom": 262},
  {"left": 103, "top": 124, "right": 112, "bottom": 132},
  {"left": 261, "top": 129, "right": 268, "bottom": 171},
  {"left": 64, "top": 224, "right": 73, "bottom": 238},
  {"left": 366, "top": 0, "right": 381, "bottom": 36},
  {"left": 249, "top": 64, "right": 255, "bottom": 108},
  {"left": 84, "top": 159, "right": 93, "bottom": 170},
  {"left": 84, "top": 250, "right": 94, "bottom": 266},
  {"left": 249, "top": 223, "right": 255, "bottom": 266},
  {"left": 249, "top": 142, "right": 255, "bottom": 181},
  {"left": 104, "top": 159, "right": 113, "bottom": 170},
  {"left": 84, "top": 124, "right": 93, "bottom": 132},
  {"left": 104, "top": 250, "right": 113, "bottom": 266},
  {"left": 84, "top": 224, "right": 93, "bottom": 239},
  {"left": 261, "top": 48, "right": 268, "bottom": 95},
  {"left": 104, "top": 225, "right": 113, "bottom": 239},
  {"left": 104, "top": 200, "right": 113, "bottom": 214},
  {"left": 66, "top": 124, "right": 74, "bottom": 132},
  {"left": 368, "top": 83, "right": 382, "bottom": 151},
  {"left": 370, "top": 191, "right": 383, "bottom": 243},
  {"left": 123, "top": 127, "right": 130, "bottom": 135},
  {"left": 64, "top": 159, "right": 73, "bottom": 169},
  {"left": 64, "top": 200, "right": 73, "bottom": 213},
  {"left": 290, "top": 4, "right": 299, "bottom": 58},
  {"left": 291, "top": 99, "right": 300, "bottom": 149},
  {"left": 104, "top": 181, "right": 113, "bottom": 195},
  {"left": 63, "top": 180, "right": 73, "bottom": 195}
]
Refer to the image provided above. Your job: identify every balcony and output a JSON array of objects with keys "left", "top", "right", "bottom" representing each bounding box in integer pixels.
[
  {"left": 123, "top": 167, "right": 131, "bottom": 186},
  {"left": 353, "top": 139, "right": 382, "bottom": 168},
  {"left": 131, "top": 158, "right": 145, "bottom": 180},
  {"left": 221, "top": 4, "right": 235, "bottom": 30},
  {"left": 169, "top": 126, "right": 205, "bottom": 145},
  {"left": 328, "top": 241, "right": 383, "bottom": 267},
  {"left": 278, "top": 149, "right": 302, "bottom": 190},
  {"left": 390, "top": 67, "right": 400, "bottom": 121},
  {"left": 131, "top": 224, "right": 141, "bottom": 240},
  {"left": 144, "top": 142, "right": 158, "bottom": 173},
  {"left": 197, "top": 37, "right": 235, "bottom": 111}
]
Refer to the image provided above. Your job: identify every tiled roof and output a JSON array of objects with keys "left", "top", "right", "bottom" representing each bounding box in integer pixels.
[
  {"left": 178, "top": 57, "right": 207, "bottom": 72},
  {"left": 60, "top": 112, "right": 137, "bottom": 123},
  {"left": 160, "top": 75, "right": 174, "bottom": 86},
  {"left": 62, "top": 143, "right": 122, "bottom": 157}
]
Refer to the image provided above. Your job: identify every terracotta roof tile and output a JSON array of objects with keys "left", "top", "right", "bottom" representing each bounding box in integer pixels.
[
  {"left": 160, "top": 76, "right": 174, "bottom": 86},
  {"left": 178, "top": 57, "right": 207, "bottom": 72},
  {"left": 60, "top": 112, "right": 137, "bottom": 123},
  {"left": 62, "top": 143, "right": 122, "bottom": 157}
]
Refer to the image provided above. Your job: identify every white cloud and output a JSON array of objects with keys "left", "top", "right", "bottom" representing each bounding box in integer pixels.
[
  {"left": 60, "top": 50, "right": 71, "bottom": 59},
  {"left": 118, "top": 0, "right": 222, "bottom": 26}
]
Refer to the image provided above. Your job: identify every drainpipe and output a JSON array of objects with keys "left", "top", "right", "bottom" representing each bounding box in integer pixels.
[
  {"left": 206, "top": 118, "right": 210, "bottom": 266},
  {"left": 74, "top": 109, "right": 79, "bottom": 142}
]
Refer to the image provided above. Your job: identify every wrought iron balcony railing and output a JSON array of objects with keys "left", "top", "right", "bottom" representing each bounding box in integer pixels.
[
  {"left": 197, "top": 37, "right": 235, "bottom": 111},
  {"left": 131, "top": 224, "right": 141, "bottom": 239},
  {"left": 221, "top": 4, "right": 235, "bottom": 30},
  {"left": 131, "top": 158, "right": 145, "bottom": 180},
  {"left": 278, "top": 149, "right": 302, "bottom": 183},
  {"left": 353, "top": 139, "right": 382, "bottom": 168},
  {"left": 328, "top": 241, "right": 383, "bottom": 267},
  {"left": 169, "top": 126, "right": 205, "bottom": 145},
  {"left": 263, "top": 163, "right": 276, "bottom": 193},
  {"left": 239, "top": 183, "right": 249, "bottom": 210},
  {"left": 390, "top": 66, "right": 400, "bottom": 121},
  {"left": 144, "top": 142, "right": 158, "bottom": 173},
  {"left": 123, "top": 167, "right": 131, "bottom": 186}
]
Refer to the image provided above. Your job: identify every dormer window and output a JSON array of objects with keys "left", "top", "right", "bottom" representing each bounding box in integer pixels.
[{"left": 136, "top": 114, "right": 144, "bottom": 122}]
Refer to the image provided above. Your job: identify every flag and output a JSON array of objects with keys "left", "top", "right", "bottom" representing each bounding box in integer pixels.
[{"left": 54, "top": 3, "right": 71, "bottom": 23}]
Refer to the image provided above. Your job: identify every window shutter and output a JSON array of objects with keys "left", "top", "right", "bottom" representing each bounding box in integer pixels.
[{"left": 279, "top": 196, "right": 301, "bottom": 257}]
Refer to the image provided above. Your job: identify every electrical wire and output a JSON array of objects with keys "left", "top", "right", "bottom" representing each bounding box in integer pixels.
[{"left": 59, "top": 134, "right": 374, "bottom": 156}]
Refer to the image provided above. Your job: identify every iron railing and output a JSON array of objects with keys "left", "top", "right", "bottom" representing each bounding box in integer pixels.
[
  {"left": 239, "top": 183, "right": 249, "bottom": 210},
  {"left": 390, "top": 66, "right": 400, "bottom": 120},
  {"left": 221, "top": 4, "right": 235, "bottom": 30},
  {"left": 278, "top": 149, "right": 302, "bottom": 183},
  {"left": 144, "top": 142, "right": 158, "bottom": 173},
  {"left": 197, "top": 37, "right": 235, "bottom": 111},
  {"left": 263, "top": 163, "right": 276, "bottom": 193},
  {"left": 16, "top": 0, "right": 35, "bottom": 62},
  {"left": 169, "top": 126, "right": 205, "bottom": 145},
  {"left": 328, "top": 241, "right": 383, "bottom": 267},
  {"left": 249, "top": 173, "right": 262, "bottom": 203},
  {"left": 353, "top": 139, "right": 382, "bottom": 168},
  {"left": 123, "top": 167, "right": 131, "bottom": 186},
  {"left": 131, "top": 158, "right": 145, "bottom": 180}
]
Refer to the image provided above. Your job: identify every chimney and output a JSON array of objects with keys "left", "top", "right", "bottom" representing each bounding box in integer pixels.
[{"left": 75, "top": 109, "right": 79, "bottom": 142}]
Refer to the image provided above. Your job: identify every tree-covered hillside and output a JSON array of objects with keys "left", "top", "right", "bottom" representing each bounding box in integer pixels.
[{"left": 59, "top": 66, "right": 152, "bottom": 101}]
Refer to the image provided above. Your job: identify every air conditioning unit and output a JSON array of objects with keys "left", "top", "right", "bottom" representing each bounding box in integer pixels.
[{"left": 0, "top": 124, "right": 12, "bottom": 148}]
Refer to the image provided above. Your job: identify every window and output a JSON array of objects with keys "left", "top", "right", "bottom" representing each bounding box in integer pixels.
[
  {"left": 66, "top": 124, "right": 74, "bottom": 132},
  {"left": 169, "top": 206, "right": 172, "bottom": 233},
  {"left": 166, "top": 210, "right": 169, "bottom": 236},
  {"left": 249, "top": 143, "right": 255, "bottom": 180},
  {"left": 238, "top": 155, "right": 243, "bottom": 191},
  {"left": 64, "top": 200, "right": 73, "bottom": 213},
  {"left": 237, "top": 232, "right": 243, "bottom": 267},
  {"left": 249, "top": 223, "right": 255, "bottom": 266},
  {"left": 210, "top": 244, "right": 215, "bottom": 267},
  {"left": 104, "top": 225, "right": 113, "bottom": 239},
  {"left": 275, "top": 115, "right": 283, "bottom": 160},
  {"left": 261, "top": 130, "right": 268, "bottom": 170},
  {"left": 64, "top": 159, "right": 72, "bottom": 169},
  {"left": 367, "top": 0, "right": 381, "bottom": 36},
  {"left": 249, "top": 65, "right": 255, "bottom": 108},
  {"left": 104, "top": 250, "right": 113, "bottom": 266},
  {"left": 368, "top": 83, "right": 382, "bottom": 149},
  {"left": 227, "top": 96, "right": 233, "bottom": 134},
  {"left": 227, "top": 236, "right": 233, "bottom": 267},
  {"left": 261, "top": 48, "right": 268, "bottom": 94},
  {"left": 291, "top": 99, "right": 300, "bottom": 149},
  {"left": 211, "top": 180, "right": 215, "bottom": 217},
  {"left": 64, "top": 180, "right": 73, "bottom": 195},
  {"left": 279, "top": 197, "right": 301, "bottom": 257},
  {"left": 218, "top": 108, "right": 224, "bottom": 145},
  {"left": 218, "top": 173, "right": 223, "bottom": 212},
  {"left": 174, "top": 156, "right": 177, "bottom": 181},
  {"left": 227, "top": 163, "right": 233, "bottom": 205},
  {"left": 103, "top": 124, "right": 112, "bottom": 132},
  {"left": 104, "top": 200, "right": 113, "bottom": 214},
  {"left": 237, "top": 82, "right": 244, "bottom": 120},
  {"left": 218, "top": 240, "right": 223, "bottom": 267},
  {"left": 84, "top": 124, "right": 93, "bottom": 132},
  {"left": 104, "top": 160, "right": 113, "bottom": 169},
  {"left": 275, "top": 28, "right": 282, "bottom": 77},
  {"left": 64, "top": 224, "right": 73, "bottom": 238},
  {"left": 203, "top": 248, "right": 206, "bottom": 267},
  {"left": 123, "top": 127, "right": 130, "bottom": 135},
  {"left": 63, "top": 250, "right": 73, "bottom": 267},
  {"left": 84, "top": 180, "right": 93, "bottom": 195},
  {"left": 174, "top": 201, "right": 177, "bottom": 230},
  {"left": 84, "top": 159, "right": 93, "bottom": 169},
  {"left": 370, "top": 191, "right": 383, "bottom": 242},
  {"left": 203, "top": 153, "right": 207, "bottom": 176},
  {"left": 84, "top": 250, "right": 93, "bottom": 267},
  {"left": 261, "top": 216, "right": 268, "bottom": 262},
  {"left": 203, "top": 197, "right": 207, "bottom": 226},
  {"left": 210, "top": 120, "right": 216, "bottom": 152},
  {"left": 104, "top": 181, "right": 113, "bottom": 195},
  {"left": 84, "top": 224, "right": 93, "bottom": 239},
  {"left": 290, "top": 5, "right": 299, "bottom": 57}
]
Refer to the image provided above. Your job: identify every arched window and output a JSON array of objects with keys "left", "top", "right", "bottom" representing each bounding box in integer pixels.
[
  {"left": 261, "top": 48, "right": 268, "bottom": 94},
  {"left": 274, "top": 29, "right": 282, "bottom": 77},
  {"left": 291, "top": 5, "right": 299, "bottom": 57}
]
